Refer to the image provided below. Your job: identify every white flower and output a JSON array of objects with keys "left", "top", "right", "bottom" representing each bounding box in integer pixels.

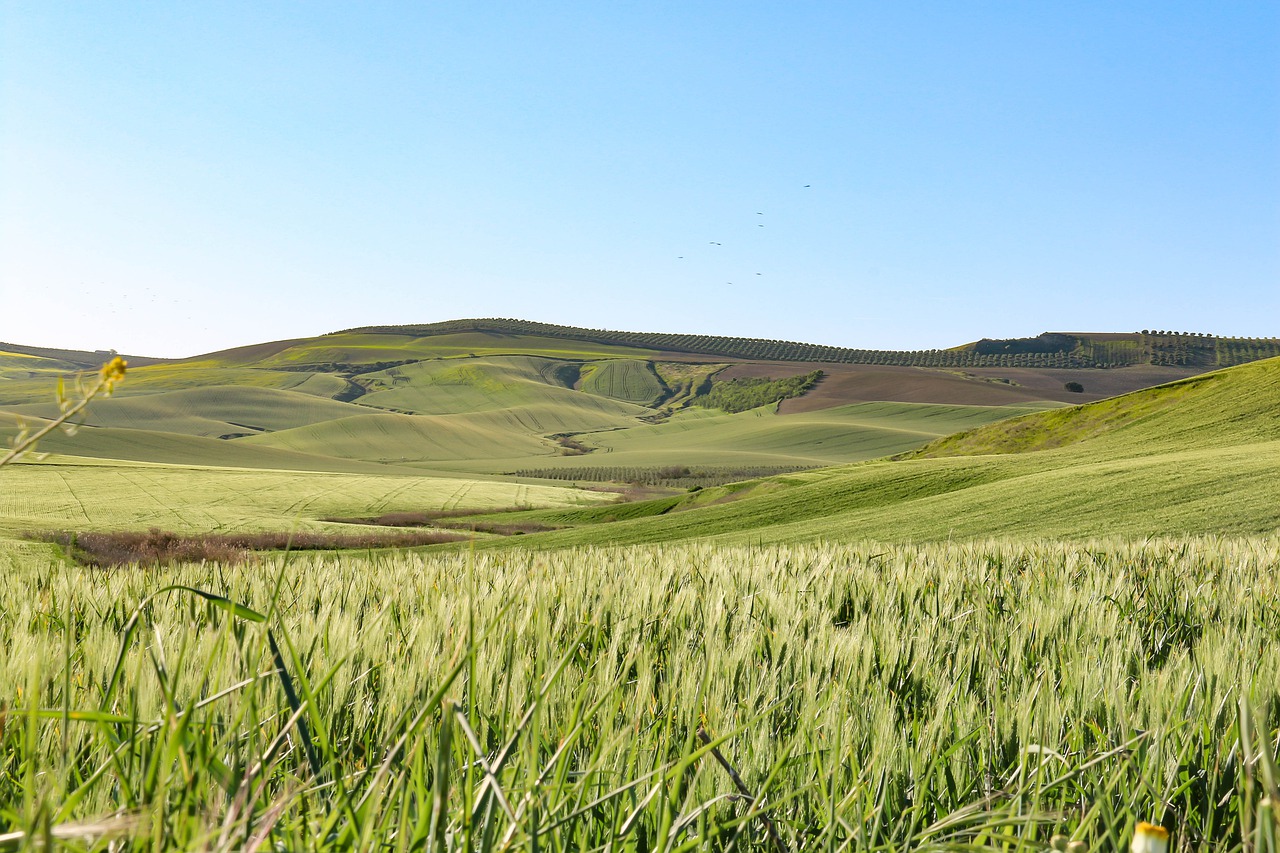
[{"left": 1131, "top": 822, "right": 1169, "bottom": 853}]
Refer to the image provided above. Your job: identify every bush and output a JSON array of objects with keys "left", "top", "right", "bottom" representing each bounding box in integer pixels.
[{"left": 1064, "top": 381, "right": 1085, "bottom": 393}]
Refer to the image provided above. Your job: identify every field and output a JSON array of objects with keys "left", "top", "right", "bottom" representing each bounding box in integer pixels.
[
  {"left": 0, "top": 458, "right": 607, "bottom": 552},
  {"left": 2, "top": 539, "right": 1277, "bottom": 850},
  {"left": 1, "top": 325, "right": 1278, "bottom": 849}
]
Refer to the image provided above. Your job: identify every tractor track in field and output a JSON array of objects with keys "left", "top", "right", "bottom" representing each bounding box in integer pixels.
[
  {"left": 116, "top": 470, "right": 215, "bottom": 529},
  {"left": 367, "top": 476, "right": 429, "bottom": 514},
  {"left": 52, "top": 469, "right": 91, "bottom": 524},
  {"left": 443, "top": 482, "right": 475, "bottom": 511}
]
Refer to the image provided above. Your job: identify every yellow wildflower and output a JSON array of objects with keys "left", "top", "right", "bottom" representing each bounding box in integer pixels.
[
  {"left": 1131, "top": 822, "right": 1169, "bottom": 853},
  {"left": 100, "top": 356, "right": 127, "bottom": 392}
]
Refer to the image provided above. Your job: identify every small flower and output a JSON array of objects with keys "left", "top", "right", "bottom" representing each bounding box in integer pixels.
[
  {"left": 100, "top": 356, "right": 127, "bottom": 392},
  {"left": 1131, "top": 821, "right": 1169, "bottom": 853}
]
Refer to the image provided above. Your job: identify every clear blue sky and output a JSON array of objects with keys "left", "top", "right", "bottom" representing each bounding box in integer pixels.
[{"left": 2, "top": 2, "right": 1277, "bottom": 357}]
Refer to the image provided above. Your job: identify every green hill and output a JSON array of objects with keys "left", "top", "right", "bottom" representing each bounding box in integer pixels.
[
  {"left": 456, "top": 357, "right": 1280, "bottom": 547},
  {"left": 2, "top": 321, "right": 1274, "bottom": 526},
  {"left": 338, "top": 318, "right": 1280, "bottom": 370}
]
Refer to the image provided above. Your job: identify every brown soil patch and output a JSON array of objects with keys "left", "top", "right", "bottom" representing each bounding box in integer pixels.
[{"left": 776, "top": 363, "right": 1204, "bottom": 413}]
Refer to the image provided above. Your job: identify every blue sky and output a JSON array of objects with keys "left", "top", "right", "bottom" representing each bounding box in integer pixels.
[{"left": 2, "top": 2, "right": 1277, "bottom": 357}]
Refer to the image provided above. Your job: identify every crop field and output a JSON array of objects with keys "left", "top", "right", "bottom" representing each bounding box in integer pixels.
[
  {"left": 2, "top": 332, "right": 1278, "bottom": 849},
  {"left": 0, "top": 458, "right": 605, "bottom": 548},
  {"left": 577, "top": 360, "right": 667, "bottom": 407},
  {"left": 456, "top": 357, "right": 1280, "bottom": 550},
  {"left": 543, "top": 401, "right": 1048, "bottom": 470},
  {"left": 1, "top": 387, "right": 368, "bottom": 438},
  {"left": 0, "top": 538, "right": 1276, "bottom": 850}
]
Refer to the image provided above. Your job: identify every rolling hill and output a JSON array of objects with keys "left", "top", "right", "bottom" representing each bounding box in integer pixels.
[
  {"left": 2, "top": 320, "right": 1277, "bottom": 547},
  {"left": 441, "top": 356, "right": 1280, "bottom": 547}
]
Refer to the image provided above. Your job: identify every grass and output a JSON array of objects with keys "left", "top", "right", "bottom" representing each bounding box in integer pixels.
[
  {"left": 5, "top": 329, "right": 1188, "bottom": 482},
  {"left": 546, "top": 401, "right": 1048, "bottom": 470},
  {"left": 578, "top": 359, "right": 667, "bottom": 407},
  {"left": 0, "top": 458, "right": 608, "bottom": 549},
  {"left": 455, "top": 358, "right": 1280, "bottom": 549},
  {"left": 1, "top": 387, "right": 368, "bottom": 438},
  {"left": 2, "top": 342, "right": 1279, "bottom": 849},
  {"left": 0, "top": 538, "right": 1276, "bottom": 850}
]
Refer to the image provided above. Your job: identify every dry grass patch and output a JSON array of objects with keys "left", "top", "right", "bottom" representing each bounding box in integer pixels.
[{"left": 32, "top": 526, "right": 467, "bottom": 567}]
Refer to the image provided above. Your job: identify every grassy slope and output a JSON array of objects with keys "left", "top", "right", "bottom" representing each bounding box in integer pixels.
[
  {"left": 539, "top": 401, "right": 1048, "bottom": 469},
  {"left": 907, "top": 359, "right": 1280, "bottom": 460},
  {"left": 355, "top": 356, "right": 648, "bottom": 418},
  {"left": 0, "top": 364, "right": 347, "bottom": 404},
  {"left": 0, "top": 413, "right": 424, "bottom": 474},
  {"left": 462, "top": 357, "right": 1280, "bottom": 546},
  {"left": 577, "top": 359, "right": 666, "bottom": 406},
  {"left": 248, "top": 331, "right": 664, "bottom": 365},
  {"left": 0, "top": 386, "right": 368, "bottom": 437},
  {"left": 4, "top": 327, "right": 1228, "bottom": 503}
]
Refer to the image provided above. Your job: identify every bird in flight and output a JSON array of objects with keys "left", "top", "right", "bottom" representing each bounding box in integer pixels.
[{"left": 709, "top": 241, "right": 722, "bottom": 246}]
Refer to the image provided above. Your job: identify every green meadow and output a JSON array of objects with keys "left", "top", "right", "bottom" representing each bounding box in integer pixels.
[{"left": 1, "top": 323, "right": 1278, "bottom": 850}]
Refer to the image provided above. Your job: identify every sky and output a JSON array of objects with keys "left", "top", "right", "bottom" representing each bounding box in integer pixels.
[{"left": 2, "top": 2, "right": 1277, "bottom": 358}]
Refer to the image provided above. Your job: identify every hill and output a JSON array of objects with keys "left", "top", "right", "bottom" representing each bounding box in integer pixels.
[
  {"left": 2, "top": 320, "right": 1275, "bottom": 542},
  {"left": 447, "top": 356, "right": 1280, "bottom": 547},
  {"left": 337, "top": 318, "right": 1280, "bottom": 369}
]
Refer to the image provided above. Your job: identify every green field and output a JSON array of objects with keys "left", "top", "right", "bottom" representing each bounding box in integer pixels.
[
  {"left": 1, "top": 538, "right": 1276, "bottom": 850},
  {"left": 0, "top": 336, "right": 1060, "bottom": 481},
  {"left": 0, "top": 457, "right": 606, "bottom": 545},
  {"left": 468, "top": 356, "right": 1280, "bottom": 548},
  {"left": 2, "top": 327, "right": 1278, "bottom": 850}
]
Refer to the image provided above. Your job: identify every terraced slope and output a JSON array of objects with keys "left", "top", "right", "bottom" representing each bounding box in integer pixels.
[{"left": 460, "top": 357, "right": 1280, "bottom": 546}]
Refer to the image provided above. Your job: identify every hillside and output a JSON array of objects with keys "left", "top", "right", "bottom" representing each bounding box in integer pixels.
[
  {"left": 0, "top": 324, "right": 1100, "bottom": 478},
  {"left": 338, "top": 318, "right": 1280, "bottom": 369},
  {"left": 2, "top": 322, "right": 1275, "bottom": 543},
  {"left": 447, "top": 356, "right": 1280, "bottom": 547}
]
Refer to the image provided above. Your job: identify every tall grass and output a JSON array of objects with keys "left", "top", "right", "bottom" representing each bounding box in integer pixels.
[{"left": 1, "top": 537, "right": 1277, "bottom": 850}]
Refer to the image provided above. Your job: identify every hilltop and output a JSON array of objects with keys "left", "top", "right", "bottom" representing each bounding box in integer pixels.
[{"left": 335, "top": 318, "right": 1280, "bottom": 369}]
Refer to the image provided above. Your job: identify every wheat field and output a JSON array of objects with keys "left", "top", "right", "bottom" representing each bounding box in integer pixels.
[{"left": 1, "top": 537, "right": 1276, "bottom": 850}]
